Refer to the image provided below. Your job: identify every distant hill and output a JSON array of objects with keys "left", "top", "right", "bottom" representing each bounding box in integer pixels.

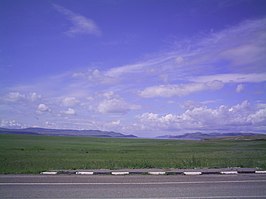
[
  {"left": 0, "top": 127, "right": 137, "bottom": 138},
  {"left": 156, "top": 132, "right": 263, "bottom": 140}
]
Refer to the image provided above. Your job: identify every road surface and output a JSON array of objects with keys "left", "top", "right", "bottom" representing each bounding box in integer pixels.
[{"left": 1, "top": 174, "right": 266, "bottom": 198}]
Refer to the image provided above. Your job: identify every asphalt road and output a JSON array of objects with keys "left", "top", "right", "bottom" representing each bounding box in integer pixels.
[{"left": 1, "top": 174, "right": 266, "bottom": 198}]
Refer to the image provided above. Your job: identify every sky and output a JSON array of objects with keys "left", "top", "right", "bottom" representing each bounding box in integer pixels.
[{"left": 0, "top": 0, "right": 266, "bottom": 137}]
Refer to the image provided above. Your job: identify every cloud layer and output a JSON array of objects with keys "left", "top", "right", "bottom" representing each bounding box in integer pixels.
[
  {"left": 1, "top": 16, "right": 266, "bottom": 136},
  {"left": 138, "top": 101, "right": 266, "bottom": 133}
]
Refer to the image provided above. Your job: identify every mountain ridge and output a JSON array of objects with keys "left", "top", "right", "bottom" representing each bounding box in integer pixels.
[
  {"left": 156, "top": 132, "right": 263, "bottom": 140},
  {"left": 0, "top": 127, "right": 137, "bottom": 138}
]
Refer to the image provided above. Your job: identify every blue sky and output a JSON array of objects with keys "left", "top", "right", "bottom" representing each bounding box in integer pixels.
[{"left": 1, "top": 0, "right": 266, "bottom": 137}]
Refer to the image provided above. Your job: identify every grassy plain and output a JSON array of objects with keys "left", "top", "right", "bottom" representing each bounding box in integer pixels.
[{"left": 0, "top": 134, "right": 266, "bottom": 174}]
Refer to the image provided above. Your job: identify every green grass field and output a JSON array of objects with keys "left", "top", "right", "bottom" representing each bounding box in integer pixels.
[{"left": 0, "top": 134, "right": 266, "bottom": 174}]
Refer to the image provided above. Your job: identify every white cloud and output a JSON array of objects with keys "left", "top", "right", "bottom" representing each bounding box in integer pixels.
[
  {"left": 104, "top": 54, "right": 176, "bottom": 78},
  {"left": 138, "top": 101, "right": 266, "bottom": 132},
  {"left": 196, "top": 18, "right": 266, "bottom": 71},
  {"left": 62, "top": 97, "right": 79, "bottom": 107},
  {"left": 4, "top": 92, "right": 41, "bottom": 102},
  {"left": 111, "top": 120, "right": 121, "bottom": 125},
  {"left": 193, "top": 73, "right": 266, "bottom": 83},
  {"left": 97, "top": 98, "right": 140, "bottom": 114},
  {"left": 53, "top": 4, "right": 101, "bottom": 36},
  {"left": 37, "top": 104, "right": 50, "bottom": 113},
  {"left": 45, "top": 121, "right": 56, "bottom": 128},
  {"left": 0, "top": 119, "right": 25, "bottom": 129},
  {"left": 181, "top": 100, "right": 214, "bottom": 110},
  {"left": 175, "top": 56, "right": 184, "bottom": 64},
  {"left": 247, "top": 108, "right": 266, "bottom": 124},
  {"left": 220, "top": 44, "right": 265, "bottom": 66},
  {"left": 72, "top": 69, "right": 116, "bottom": 84},
  {"left": 105, "top": 63, "right": 147, "bottom": 78},
  {"left": 102, "top": 91, "right": 116, "bottom": 99},
  {"left": 29, "top": 92, "right": 42, "bottom": 101},
  {"left": 6, "top": 92, "right": 25, "bottom": 102},
  {"left": 236, "top": 84, "right": 245, "bottom": 93},
  {"left": 139, "top": 81, "right": 223, "bottom": 98},
  {"left": 63, "top": 108, "right": 76, "bottom": 115}
]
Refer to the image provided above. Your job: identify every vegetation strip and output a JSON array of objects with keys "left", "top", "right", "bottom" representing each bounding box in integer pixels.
[{"left": 1, "top": 134, "right": 266, "bottom": 174}]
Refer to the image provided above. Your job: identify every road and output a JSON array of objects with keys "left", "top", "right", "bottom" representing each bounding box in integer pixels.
[{"left": 1, "top": 174, "right": 266, "bottom": 198}]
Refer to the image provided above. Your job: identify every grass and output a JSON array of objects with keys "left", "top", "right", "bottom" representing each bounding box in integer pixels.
[{"left": 0, "top": 134, "right": 266, "bottom": 174}]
